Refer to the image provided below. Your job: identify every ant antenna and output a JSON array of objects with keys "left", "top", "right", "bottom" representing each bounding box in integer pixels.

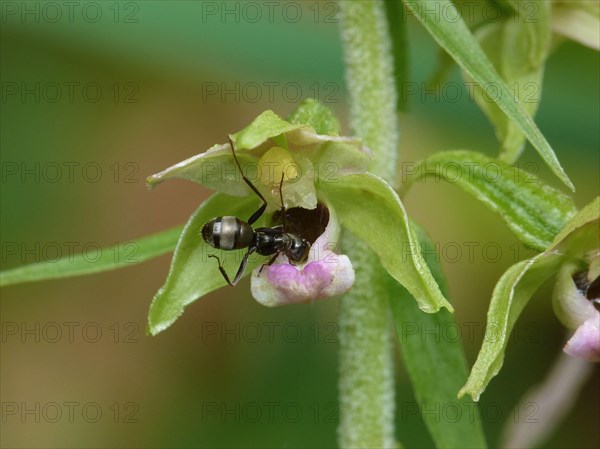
[
  {"left": 278, "top": 172, "right": 287, "bottom": 232},
  {"left": 228, "top": 136, "right": 244, "bottom": 174}
]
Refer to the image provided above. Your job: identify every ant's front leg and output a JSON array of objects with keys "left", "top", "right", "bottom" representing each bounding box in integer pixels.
[
  {"left": 258, "top": 253, "right": 280, "bottom": 276},
  {"left": 228, "top": 136, "right": 268, "bottom": 225}
]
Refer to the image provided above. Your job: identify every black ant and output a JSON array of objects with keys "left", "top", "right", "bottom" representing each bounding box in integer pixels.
[{"left": 201, "top": 137, "right": 310, "bottom": 286}]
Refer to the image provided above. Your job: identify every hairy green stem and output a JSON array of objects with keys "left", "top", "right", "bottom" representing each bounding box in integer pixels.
[
  {"left": 338, "top": 237, "right": 397, "bottom": 448},
  {"left": 339, "top": 1, "right": 399, "bottom": 184},
  {"left": 338, "top": 1, "right": 400, "bottom": 448}
]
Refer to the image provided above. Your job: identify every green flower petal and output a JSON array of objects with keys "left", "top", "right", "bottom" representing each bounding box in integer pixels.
[
  {"left": 147, "top": 107, "right": 371, "bottom": 210},
  {"left": 232, "top": 110, "right": 306, "bottom": 150},
  {"left": 552, "top": 0, "right": 600, "bottom": 50},
  {"left": 288, "top": 98, "right": 340, "bottom": 135},
  {"left": 553, "top": 260, "right": 593, "bottom": 330}
]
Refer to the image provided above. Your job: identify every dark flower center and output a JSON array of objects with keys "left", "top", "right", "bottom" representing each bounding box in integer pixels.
[
  {"left": 574, "top": 271, "right": 600, "bottom": 311},
  {"left": 271, "top": 203, "right": 329, "bottom": 245}
]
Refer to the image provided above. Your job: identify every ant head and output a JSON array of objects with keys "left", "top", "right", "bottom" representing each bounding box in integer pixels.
[
  {"left": 298, "top": 239, "right": 311, "bottom": 262},
  {"left": 288, "top": 237, "right": 310, "bottom": 263}
]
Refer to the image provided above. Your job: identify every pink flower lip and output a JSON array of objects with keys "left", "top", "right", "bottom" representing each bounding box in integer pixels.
[
  {"left": 267, "top": 262, "right": 334, "bottom": 296},
  {"left": 250, "top": 203, "right": 355, "bottom": 307},
  {"left": 564, "top": 313, "right": 600, "bottom": 362},
  {"left": 554, "top": 262, "right": 600, "bottom": 362},
  {"left": 251, "top": 252, "right": 355, "bottom": 307}
]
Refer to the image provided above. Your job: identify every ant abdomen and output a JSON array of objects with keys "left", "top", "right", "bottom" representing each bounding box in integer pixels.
[{"left": 202, "top": 216, "right": 254, "bottom": 250}]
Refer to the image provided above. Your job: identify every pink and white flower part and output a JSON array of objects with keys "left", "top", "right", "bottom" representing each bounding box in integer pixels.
[
  {"left": 251, "top": 204, "right": 355, "bottom": 306},
  {"left": 554, "top": 255, "right": 600, "bottom": 362}
]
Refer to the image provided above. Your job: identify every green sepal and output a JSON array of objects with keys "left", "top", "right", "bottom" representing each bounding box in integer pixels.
[
  {"left": 146, "top": 144, "right": 256, "bottom": 196},
  {"left": 321, "top": 173, "right": 453, "bottom": 313},
  {"left": 147, "top": 193, "right": 264, "bottom": 336},
  {"left": 458, "top": 253, "right": 564, "bottom": 401}
]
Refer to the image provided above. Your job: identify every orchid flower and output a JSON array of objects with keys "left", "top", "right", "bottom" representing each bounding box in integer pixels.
[
  {"left": 553, "top": 254, "right": 600, "bottom": 361},
  {"left": 145, "top": 100, "right": 451, "bottom": 335},
  {"left": 459, "top": 197, "right": 600, "bottom": 401}
]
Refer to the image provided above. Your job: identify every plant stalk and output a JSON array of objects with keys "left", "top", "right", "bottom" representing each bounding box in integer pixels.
[{"left": 337, "top": 1, "right": 400, "bottom": 448}]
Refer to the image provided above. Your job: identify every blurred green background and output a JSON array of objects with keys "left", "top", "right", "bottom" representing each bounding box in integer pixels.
[{"left": 1, "top": 1, "right": 598, "bottom": 448}]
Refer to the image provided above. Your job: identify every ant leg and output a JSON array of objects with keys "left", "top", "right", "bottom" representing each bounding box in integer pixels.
[
  {"left": 228, "top": 136, "right": 267, "bottom": 225},
  {"left": 209, "top": 250, "right": 252, "bottom": 287},
  {"left": 231, "top": 250, "right": 253, "bottom": 286},
  {"left": 278, "top": 172, "right": 287, "bottom": 232},
  {"left": 258, "top": 253, "right": 280, "bottom": 276},
  {"left": 208, "top": 254, "right": 234, "bottom": 286}
]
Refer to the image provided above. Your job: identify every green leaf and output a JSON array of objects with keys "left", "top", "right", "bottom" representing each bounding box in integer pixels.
[
  {"left": 0, "top": 227, "right": 182, "bottom": 287},
  {"left": 321, "top": 173, "right": 453, "bottom": 313},
  {"left": 404, "top": 150, "right": 577, "bottom": 250},
  {"left": 391, "top": 225, "right": 487, "bottom": 448},
  {"left": 452, "top": 0, "right": 512, "bottom": 28},
  {"left": 147, "top": 193, "right": 264, "bottom": 336},
  {"left": 403, "top": 0, "right": 574, "bottom": 191},
  {"left": 464, "top": 1, "right": 551, "bottom": 162},
  {"left": 460, "top": 197, "right": 600, "bottom": 400},
  {"left": 287, "top": 98, "right": 340, "bottom": 135}
]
